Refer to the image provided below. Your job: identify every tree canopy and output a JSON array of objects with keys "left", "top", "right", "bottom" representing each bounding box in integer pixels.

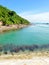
[{"left": 0, "top": 5, "right": 30, "bottom": 26}]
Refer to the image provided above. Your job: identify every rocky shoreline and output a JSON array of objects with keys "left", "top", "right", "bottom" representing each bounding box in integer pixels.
[
  {"left": 0, "top": 50, "right": 49, "bottom": 59},
  {"left": 0, "top": 24, "right": 29, "bottom": 33},
  {"left": 0, "top": 44, "right": 49, "bottom": 65}
]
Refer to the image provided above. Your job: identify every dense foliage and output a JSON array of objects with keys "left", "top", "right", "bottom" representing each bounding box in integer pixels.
[{"left": 0, "top": 5, "right": 30, "bottom": 26}]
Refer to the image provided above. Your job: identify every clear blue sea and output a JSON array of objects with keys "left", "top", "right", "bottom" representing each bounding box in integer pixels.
[{"left": 0, "top": 24, "right": 49, "bottom": 46}]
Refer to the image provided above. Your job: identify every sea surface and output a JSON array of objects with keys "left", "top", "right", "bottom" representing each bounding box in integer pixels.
[{"left": 0, "top": 24, "right": 49, "bottom": 46}]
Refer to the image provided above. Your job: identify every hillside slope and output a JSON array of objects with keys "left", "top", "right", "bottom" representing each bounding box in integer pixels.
[{"left": 0, "top": 5, "right": 30, "bottom": 26}]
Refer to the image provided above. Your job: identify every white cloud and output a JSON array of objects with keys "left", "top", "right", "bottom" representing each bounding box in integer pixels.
[{"left": 19, "top": 12, "right": 49, "bottom": 23}]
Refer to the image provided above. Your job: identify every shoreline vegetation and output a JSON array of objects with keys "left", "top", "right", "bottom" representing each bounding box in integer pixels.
[{"left": 0, "top": 5, "right": 30, "bottom": 33}]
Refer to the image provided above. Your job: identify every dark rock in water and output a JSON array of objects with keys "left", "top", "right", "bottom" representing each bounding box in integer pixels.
[
  {"left": 28, "top": 46, "right": 34, "bottom": 51},
  {"left": 40, "top": 44, "right": 49, "bottom": 49},
  {"left": 15, "top": 48, "right": 20, "bottom": 52},
  {"left": 0, "top": 45, "right": 3, "bottom": 51},
  {"left": 3, "top": 44, "right": 17, "bottom": 51},
  {"left": 19, "top": 45, "right": 39, "bottom": 51},
  {"left": 1, "top": 44, "right": 39, "bottom": 52},
  {"left": 10, "top": 46, "right": 20, "bottom": 53},
  {"left": 28, "top": 45, "right": 39, "bottom": 51},
  {"left": 1, "top": 43, "right": 49, "bottom": 53},
  {"left": 19, "top": 45, "right": 27, "bottom": 51},
  {"left": 33, "top": 45, "right": 39, "bottom": 49},
  {"left": 19, "top": 46, "right": 25, "bottom": 51},
  {"left": 4, "top": 51, "right": 7, "bottom": 54},
  {"left": 25, "top": 45, "right": 29, "bottom": 49}
]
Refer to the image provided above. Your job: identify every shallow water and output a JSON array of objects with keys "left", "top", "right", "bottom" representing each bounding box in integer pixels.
[{"left": 0, "top": 24, "right": 49, "bottom": 46}]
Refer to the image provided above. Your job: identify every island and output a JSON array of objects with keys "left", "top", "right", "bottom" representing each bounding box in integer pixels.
[{"left": 0, "top": 5, "right": 30, "bottom": 32}]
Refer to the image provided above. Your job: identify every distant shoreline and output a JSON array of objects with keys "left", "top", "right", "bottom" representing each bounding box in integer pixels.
[{"left": 0, "top": 24, "right": 29, "bottom": 33}]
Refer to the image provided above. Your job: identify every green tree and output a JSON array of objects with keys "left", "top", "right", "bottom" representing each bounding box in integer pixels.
[{"left": 0, "top": 5, "right": 30, "bottom": 25}]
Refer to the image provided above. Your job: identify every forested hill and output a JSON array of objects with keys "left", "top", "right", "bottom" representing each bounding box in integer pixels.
[{"left": 0, "top": 5, "right": 30, "bottom": 26}]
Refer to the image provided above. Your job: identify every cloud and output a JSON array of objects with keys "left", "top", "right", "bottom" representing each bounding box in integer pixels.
[{"left": 19, "top": 12, "right": 49, "bottom": 23}]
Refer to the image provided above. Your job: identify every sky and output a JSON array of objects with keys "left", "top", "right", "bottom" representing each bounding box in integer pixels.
[{"left": 0, "top": 0, "right": 49, "bottom": 23}]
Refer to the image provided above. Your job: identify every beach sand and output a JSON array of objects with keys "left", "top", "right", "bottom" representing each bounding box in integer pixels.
[
  {"left": 0, "top": 57, "right": 49, "bottom": 65},
  {"left": 0, "top": 51, "right": 49, "bottom": 65}
]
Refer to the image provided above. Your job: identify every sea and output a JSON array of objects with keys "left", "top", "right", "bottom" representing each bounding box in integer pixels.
[{"left": 0, "top": 23, "right": 49, "bottom": 52}]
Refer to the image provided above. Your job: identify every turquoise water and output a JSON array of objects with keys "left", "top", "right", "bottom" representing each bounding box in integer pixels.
[{"left": 0, "top": 24, "right": 49, "bottom": 46}]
